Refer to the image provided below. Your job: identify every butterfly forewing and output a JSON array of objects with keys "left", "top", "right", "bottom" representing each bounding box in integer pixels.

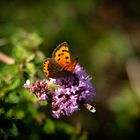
[{"left": 52, "top": 42, "right": 71, "bottom": 68}]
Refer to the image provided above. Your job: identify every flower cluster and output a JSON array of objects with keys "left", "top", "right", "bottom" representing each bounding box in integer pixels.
[{"left": 24, "top": 64, "right": 95, "bottom": 119}]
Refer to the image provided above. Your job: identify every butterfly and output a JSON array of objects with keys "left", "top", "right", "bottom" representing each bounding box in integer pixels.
[{"left": 43, "top": 42, "right": 77, "bottom": 78}]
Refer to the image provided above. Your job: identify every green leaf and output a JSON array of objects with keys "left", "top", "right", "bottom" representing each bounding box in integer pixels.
[
  {"left": 25, "top": 63, "right": 36, "bottom": 74},
  {"left": 43, "top": 119, "right": 55, "bottom": 134},
  {"left": 5, "top": 123, "right": 18, "bottom": 137},
  {"left": 39, "top": 100, "right": 48, "bottom": 106},
  {"left": 5, "top": 91, "right": 20, "bottom": 103},
  {"left": 56, "top": 121, "right": 74, "bottom": 134}
]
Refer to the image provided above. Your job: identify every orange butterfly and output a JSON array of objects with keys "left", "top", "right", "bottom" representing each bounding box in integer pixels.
[{"left": 43, "top": 42, "right": 77, "bottom": 78}]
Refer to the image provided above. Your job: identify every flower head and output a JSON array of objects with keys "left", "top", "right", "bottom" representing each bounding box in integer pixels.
[
  {"left": 29, "top": 80, "right": 50, "bottom": 100},
  {"left": 24, "top": 64, "right": 95, "bottom": 119},
  {"left": 51, "top": 64, "right": 95, "bottom": 118}
]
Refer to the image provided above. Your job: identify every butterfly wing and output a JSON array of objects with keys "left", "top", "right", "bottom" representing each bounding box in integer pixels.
[
  {"left": 43, "top": 58, "right": 72, "bottom": 78},
  {"left": 63, "top": 58, "right": 77, "bottom": 72},
  {"left": 43, "top": 58, "right": 61, "bottom": 78},
  {"left": 52, "top": 42, "right": 71, "bottom": 68}
]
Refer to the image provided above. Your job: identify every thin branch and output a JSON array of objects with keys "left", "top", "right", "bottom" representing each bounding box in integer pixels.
[{"left": 0, "top": 52, "right": 15, "bottom": 64}]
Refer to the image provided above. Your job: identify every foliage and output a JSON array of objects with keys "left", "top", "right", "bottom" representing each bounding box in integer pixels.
[{"left": 0, "top": 29, "right": 88, "bottom": 140}]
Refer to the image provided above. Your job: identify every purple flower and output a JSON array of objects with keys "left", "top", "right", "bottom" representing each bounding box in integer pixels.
[
  {"left": 23, "top": 64, "right": 95, "bottom": 119},
  {"left": 51, "top": 64, "right": 95, "bottom": 118},
  {"left": 23, "top": 80, "right": 31, "bottom": 88},
  {"left": 29, "top": 80, "right": 51, "bottom": 100}
]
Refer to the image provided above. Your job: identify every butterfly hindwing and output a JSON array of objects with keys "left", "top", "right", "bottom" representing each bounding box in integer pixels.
[
  {"left": 43, "top": 58, "right": 50, "bottom": 77},
  {"left": 43, "top": 58, "right": 62, "bottom": 78},
  {"left": 43, "top": 58, "right": 72, "bottom": 78},
  {"left": 52, "top": 42, "right": 71, "bottom": 68}
]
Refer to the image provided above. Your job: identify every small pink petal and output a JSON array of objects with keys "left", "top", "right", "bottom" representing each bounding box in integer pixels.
[{"left": 23, "top": 80, "right": 31, "bottom": 88}]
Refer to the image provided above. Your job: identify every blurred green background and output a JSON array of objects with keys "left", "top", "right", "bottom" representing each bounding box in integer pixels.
[{"left": 0, "top": 0, "right": 140, "bottom": 140}]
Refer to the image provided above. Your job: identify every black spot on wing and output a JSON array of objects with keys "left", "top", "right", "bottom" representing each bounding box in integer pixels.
[
  {"left": 58, "top": 53, "right": 64, "bottom": 56},
  {"left": 57, "top": 58, "right": 61, "bottom": 61}
]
